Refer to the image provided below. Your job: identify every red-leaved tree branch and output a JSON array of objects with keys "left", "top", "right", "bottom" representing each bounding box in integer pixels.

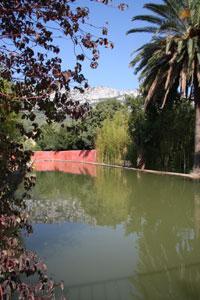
[{"left": 0, "top": 0, "right": 127, "bottom": 122}]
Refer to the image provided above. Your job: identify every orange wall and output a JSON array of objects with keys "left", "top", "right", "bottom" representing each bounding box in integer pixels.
[
  {"left": 32, "top": 150, "right": 97, "bottom": 176},
  {"left": 32, "top": 150, "right": 96, "bottom": 163}
]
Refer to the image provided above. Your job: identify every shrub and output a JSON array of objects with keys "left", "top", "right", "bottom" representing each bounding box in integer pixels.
[{"left": 96, "top": 111, "right": 131, "bottom": 165}]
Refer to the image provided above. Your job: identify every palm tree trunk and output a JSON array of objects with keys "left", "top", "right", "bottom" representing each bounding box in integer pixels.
[
  {"left": 194, "top": 102, "right": 200, "bottom": 172},
  {"left": 193, "top": 61, "right": 200, "bottom": 173}
]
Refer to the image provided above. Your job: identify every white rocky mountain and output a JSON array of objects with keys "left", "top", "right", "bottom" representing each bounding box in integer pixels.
[{"left": 68, "top": 86, "right": 138, "bottom": 105}]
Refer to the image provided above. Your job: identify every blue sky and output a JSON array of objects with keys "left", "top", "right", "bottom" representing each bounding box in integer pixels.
[{"left": 58, "top": 0, "right": 155, "bottom": 90}]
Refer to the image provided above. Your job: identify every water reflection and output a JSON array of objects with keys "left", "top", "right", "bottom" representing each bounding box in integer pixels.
[
  {"left": 26, "top": 165, "right": 200, "bottom": 299},
  {"left": 33, "top": 160, "right": 97, "bottom": 177}
]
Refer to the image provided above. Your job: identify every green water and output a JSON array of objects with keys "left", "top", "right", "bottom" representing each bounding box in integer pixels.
[{"left": 25, "top": 165, "right": 200, "bottom": 299}]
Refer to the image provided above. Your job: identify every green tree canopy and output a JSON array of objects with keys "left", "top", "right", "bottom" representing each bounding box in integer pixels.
[{"left": 128, "top": 96, "right": 194, "bottom": 172}]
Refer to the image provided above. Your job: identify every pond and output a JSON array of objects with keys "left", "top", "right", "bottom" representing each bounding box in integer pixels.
[{"left": 25, "top": 162, "right": 200, "bottom": 300}]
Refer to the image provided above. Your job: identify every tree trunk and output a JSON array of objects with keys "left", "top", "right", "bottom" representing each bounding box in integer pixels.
[
  {"left": 193, "top": 58, "right": 200, "bottom": 174},
  {"left": 193, "top": 102, "right": 200, "bottom": 173},
  {"left": 137, "top": 151, "right": 145, "bottom": 169}
]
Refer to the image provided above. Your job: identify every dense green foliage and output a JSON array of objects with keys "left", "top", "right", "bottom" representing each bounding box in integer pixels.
[
  {"left": 0, "top": 80, "right": 21, "bottom": 142},
  {"left": 29, "top": 98, "right": 124, "bottom": 151},
  {"left": 36, "top": 120, "right": 94, "bottom": 150},
  {"left": 96, "top": 110, "right": 131, "bottom": 165},
  {"left": 128, "top": 96, "right": 195, "bottom": 172}
]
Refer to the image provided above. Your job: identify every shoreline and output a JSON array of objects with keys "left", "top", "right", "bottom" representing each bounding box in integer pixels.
[{"left": 32, "top": 159, "right": 200, "bottom": 180}]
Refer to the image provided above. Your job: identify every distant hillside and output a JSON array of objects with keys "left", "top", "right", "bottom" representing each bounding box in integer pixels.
[
  {"left": 28, "top": 86, "right": 138, "bottom": 127},
  {"left": 68, "top": 86, "right": 138, "bottom": 105}
]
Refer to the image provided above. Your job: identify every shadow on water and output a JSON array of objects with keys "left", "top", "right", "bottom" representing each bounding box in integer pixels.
[{"left": 25, "top": 164, "right": 200, "bottom": 300}]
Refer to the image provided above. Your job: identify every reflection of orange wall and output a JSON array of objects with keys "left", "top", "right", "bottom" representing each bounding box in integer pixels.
[
  {"left": 32, "top": 150, "right": 96, "bottom": 163},
  {"left": 32, "top": 150, "right": 97, "bottom": 176},
  {"left": 33, "top": 161, "right": 97, "bottom": 177}
]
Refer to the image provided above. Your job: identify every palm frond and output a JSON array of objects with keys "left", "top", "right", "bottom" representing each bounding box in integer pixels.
[
  {"left": 165, "top": 52, "right": 178, "bottom": 89},
  {"left": 197, "top": 68, "right": 200, "bottom": 86},
  {"left": 197, "top": 53, "right": 200, "bottom": 65},
  {"left": 146, "top": 2, "right": 187, "bottom": 31},
  {"left": 159, "top": 21, "right": 185, "bottom": 33},
  {"left": 164, "top": 0, "right": 189, "bottom": 26},
  {"left": 128, "top": 0, "right": 200, "bottom": 108},
  {"left": 129, "top": 53, "right": 143, "bottom": 69},
  {"left": 127, "top": 27, "right": 159, "bottom": 34},
  {"left": 161, "top": 88, "right": 170, "bottom": 108},
  {"left": 187, "top": 38, "right": 195, "bottom": 68},
  {"left": 144, "top": 72, "right": 161, "bottom": 109},
  {"left": 180, "top": 61, "right": 188, "bottom": 97},
  {"left": 144, "top": 3, "right": 169, "bottom": 18},
  {"left": 190, "top": 0, "right": 200, "bottom": 26},
  {"left": 131, "top": 15, "right": 163, "bottom": 25}
]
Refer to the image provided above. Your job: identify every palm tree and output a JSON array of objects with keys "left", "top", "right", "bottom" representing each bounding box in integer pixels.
[{"left": 127, "top": 0, "right": 200, "bottom": 173}]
